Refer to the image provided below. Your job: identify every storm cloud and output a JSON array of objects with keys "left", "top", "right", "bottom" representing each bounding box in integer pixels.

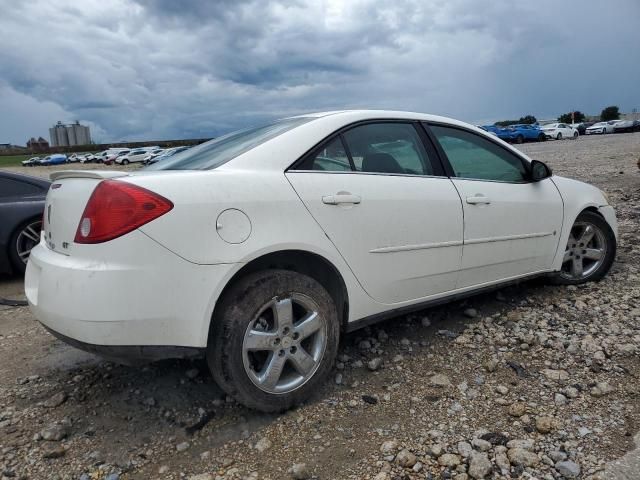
[{"left": 1, "top": 0, "right": 638, "bottom": 144}]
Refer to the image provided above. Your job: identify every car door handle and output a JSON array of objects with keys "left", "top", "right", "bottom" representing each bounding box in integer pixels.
[
  {"left": 466, "top": 194, "right": 491, "bottom": 205},
  {"left": 322, "top": 193, "right": 361, "bottom": 205}
]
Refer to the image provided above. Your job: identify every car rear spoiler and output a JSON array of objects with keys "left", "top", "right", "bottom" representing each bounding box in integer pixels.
[{"left": 49, "top": 170, "right": 129, "bottom": 181}]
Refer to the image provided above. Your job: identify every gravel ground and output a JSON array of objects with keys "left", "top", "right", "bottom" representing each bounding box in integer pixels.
[{"left": 0, "top": 133, "right": 638, "bottom": 480}]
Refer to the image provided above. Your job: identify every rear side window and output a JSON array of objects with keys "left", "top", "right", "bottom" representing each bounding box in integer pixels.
[
  {"left": 309, "top": 137, "right": 351, "bottom": 171},
  {"left": 343, "top": 123, "right": 434, "bottom": 175},
  {"left": 0, "top": 178, "right": 43, "bottom": 197},
  {"left": 430, "top": 125, "right": 528, "bottom": 182},
  {"left": 146, "top": 117, "right": 312, "bottom": 171}
]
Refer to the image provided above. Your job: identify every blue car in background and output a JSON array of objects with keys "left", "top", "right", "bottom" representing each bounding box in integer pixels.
[
  {"left": 481, "top": 124, "right": 546, "bottom": 144},
  {"left": 39, "top": 154, "right": 67, "bottom": 166}
]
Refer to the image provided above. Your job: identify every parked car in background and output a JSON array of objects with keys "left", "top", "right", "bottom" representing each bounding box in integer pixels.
[
  {"left": 540, "top": 123, "right": 578, "bottom": 140},
  {"left": 21, "top": 157, "right": 40, "bottom": 167},
  {"left": 504, "top": 124, "right": 546, "bottom": 143},
  {"left": 144, "top": 146, "right": 190, "bottom": 165},
  {"left": 0, "top": 171, "right": 50, "bottom": 274},
  {"left": 39, "top": 154, "right": 67, "bottom": 166},
  {"left": 613, "top": 119, "right": 640, "bottom": 133},
  {"left": 103, "top": 149, "right": 130, "bottom": 165},
  {"left": 27, "top": 110, "right": 617, "bottom": 412},
  {"left": 116, "top": 148, "right": 154, "bottom": 165},
  {"left": 586, "top": 121, "right": 617, "bottom": 135},
  {"left": 570, "top": 122, "right": 594, "bottom": 135},
  {"left": 142, "top": 148, "right": 168, "bottom": 164}
]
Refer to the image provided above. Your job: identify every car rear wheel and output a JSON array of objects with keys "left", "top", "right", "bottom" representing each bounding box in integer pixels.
[
  {"left": 557, "top": 133, "right": 563, "bottom": 140},
  {"left": 208, "top": 269, "right": 339, "bottom": 412},
  {"left": 551, "top": 211, "right": 616, "bottom": 285},
  {"left": 9, "top": 218, "right": 42, "bottom": 274}
]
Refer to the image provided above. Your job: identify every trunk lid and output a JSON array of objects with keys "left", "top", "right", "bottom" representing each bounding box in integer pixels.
[{"left": 44, "top": 171, "right": 129, "bottom": 256}]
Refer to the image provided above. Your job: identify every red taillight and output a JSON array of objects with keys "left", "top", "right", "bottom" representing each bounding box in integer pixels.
[{"left": 74, "top": 180, "right": 173, "bottom": 244}]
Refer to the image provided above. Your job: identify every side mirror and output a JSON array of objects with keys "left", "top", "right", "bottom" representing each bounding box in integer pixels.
[{"left": 530, "top": 160, "right": 552, "bottom": 181}]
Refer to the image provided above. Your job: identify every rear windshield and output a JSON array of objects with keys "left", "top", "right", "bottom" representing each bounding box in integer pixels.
[{"left": 145, "top": 117, "right": 312, "bottom": 171}]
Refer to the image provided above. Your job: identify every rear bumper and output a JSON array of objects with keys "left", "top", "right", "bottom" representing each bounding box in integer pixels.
[{"left": 26, "top": 230, "right": 237, "bottom": 351}]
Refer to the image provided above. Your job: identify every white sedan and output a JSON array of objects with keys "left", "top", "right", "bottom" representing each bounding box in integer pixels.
[
  {"left": 586, "top": 121, "right": 618, "bottom": 135},
  {"left": 115, "top": 148, "right": 155, "bottom": 165},
  {"left": 540, "top": 123, "right": 579, "bottom": 140},
  {"left": 26, "top": 110, "right": 617, "bottom": 412}
]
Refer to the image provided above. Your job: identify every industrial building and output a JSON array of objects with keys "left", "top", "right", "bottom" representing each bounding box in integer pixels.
[{"left": 49, "top": 121, "right": 92, "bottom": 147}]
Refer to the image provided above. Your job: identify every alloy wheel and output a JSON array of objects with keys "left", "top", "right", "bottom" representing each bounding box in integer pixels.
[
  {"left": 15, "top": 220, "right": 42, "bottom": 265},
  {"left": 560, "top": 221, "right": 606, "bottom": 280},
  {"left": 242, "top": 294, "right": 327, "bottom": 394}
]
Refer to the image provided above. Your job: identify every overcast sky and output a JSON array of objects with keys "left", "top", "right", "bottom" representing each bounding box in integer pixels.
[{"left": 1, "top": 0, "right": 638, "bottom": 145}]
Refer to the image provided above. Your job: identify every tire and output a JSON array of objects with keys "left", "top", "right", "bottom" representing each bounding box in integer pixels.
[
  {"left": 538, "top": 134, "right": 546, "bottom": 142},
  {"left": 557, "top": 133, "right": 562, "bottom": 140},
  {"left": 8, "top": 218, "right": 42, "bottom": 275},
  {"left": 207, "top": 269, "right": 340, "bottom": 412},
  {"left": 550, "top": 211, "right": 616, "bottom": 285},
  {"left": 516, "top": 135, "right": 524, "bottom": 144},
  {"left": 121, "top": 159, "right": 129, "bottom": 165},
  {"left": 573, "top": 132, "right": 578, "bottom": 139}
]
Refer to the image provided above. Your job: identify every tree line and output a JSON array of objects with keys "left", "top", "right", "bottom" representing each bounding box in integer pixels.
[{"left": 494, "top": 105, "right": 621, "bottom": 127}]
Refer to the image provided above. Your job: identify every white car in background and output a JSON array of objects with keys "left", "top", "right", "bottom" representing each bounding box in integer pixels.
[
  {"left": 540, "top": 123, "right": 579, "bottom": 140},
  {"left": 26, "top": 110, "right": 617, "bottom": 412},
  {"left": 586, "top": 121, "right": 618, "bottom": 135},
  {"left": 115, "top": 148, "right": 155, "bottom": 165}
]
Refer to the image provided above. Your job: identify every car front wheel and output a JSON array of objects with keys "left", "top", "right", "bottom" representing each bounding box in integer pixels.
[
  {"left": 552, "top": 211, "right": 616, "bottom": 285},
  {"left": 557, "top": 133, "right": 563, "bottom": 140},
  {"left": 208, "top": 270, "right": 339, "bottom": 412}
]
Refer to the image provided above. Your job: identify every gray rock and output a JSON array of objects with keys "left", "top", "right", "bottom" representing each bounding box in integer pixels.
[
  {"left": 43, "top": 392, "right": 68, "bottom": 408},
  {"left": 495, "top": 452, "right": 510, "bottom": 474},
  {"left": 186, "top": 368, "right": 199, "bottom": 379},
  {"left": 41, "top": 423, "right": 70, "bottom": 441},
  {"left": 464, "top": 308, "right": 478, "bottom": 318},
  {"left": 380, "top": 440, "right": 399, "bottom": 454},
  {"left": 421, "top": 317, "right": 431, "bottom": 327},
  {"left": 42, "top": 446, "right": 66, "bottom": 459},
  {"left": 291, "top": 462, "right": 311, "bottom": 479},
  {"left": 429, "top": 373, "right": 451, "bottom": 387},
  {"left": 176, "top": 441, "right": 190, "bottom": 452},
  {"left": 471, "top": 438, "right": 492, "bottom": 452},
  {"left": 438, "top": 453, "right": 461, "bottom": 467},
  {"left": 554, "top": 393, "right": 568, "bottom": 405},
  {"left": 395, "top": 449, "right": 417, "bottom": 468},
  {"left": 541, "top": 369, "right": 569, "bottom": 381},
  {"left": 255, "top": 437, "right": 272, "bottom": 453},
  {"left": 468, "top": 452, "right": 492, "bottom": 479},
  {"left": 555, "top": 460, "right": 581, "bottom": 478},
  {"left": 368, "top": 358, "right": 383, "bottom": 371},
  {"left": 549, "top": 451, "right": 568, "bottom": 462},
  {"left": 105, "top": 475, "right": 120, "bottom": 480},
  {"left": 591, "top": 382, "right": 614, "bottom": 397},
  {"left": 508, "top": 448, "right": 539, "bottom": 467},
  {"left": 457, "top": 441, "right": 473, "bottom": 458}
]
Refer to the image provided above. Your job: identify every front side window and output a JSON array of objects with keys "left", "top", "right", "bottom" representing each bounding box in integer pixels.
[{"left": 430, "top": 125, "right": 528, "bottom": 182}]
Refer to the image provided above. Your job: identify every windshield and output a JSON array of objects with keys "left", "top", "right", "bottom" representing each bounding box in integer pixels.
[{"left": 145, "top": 117, "right": 312, "bottom": 171}]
